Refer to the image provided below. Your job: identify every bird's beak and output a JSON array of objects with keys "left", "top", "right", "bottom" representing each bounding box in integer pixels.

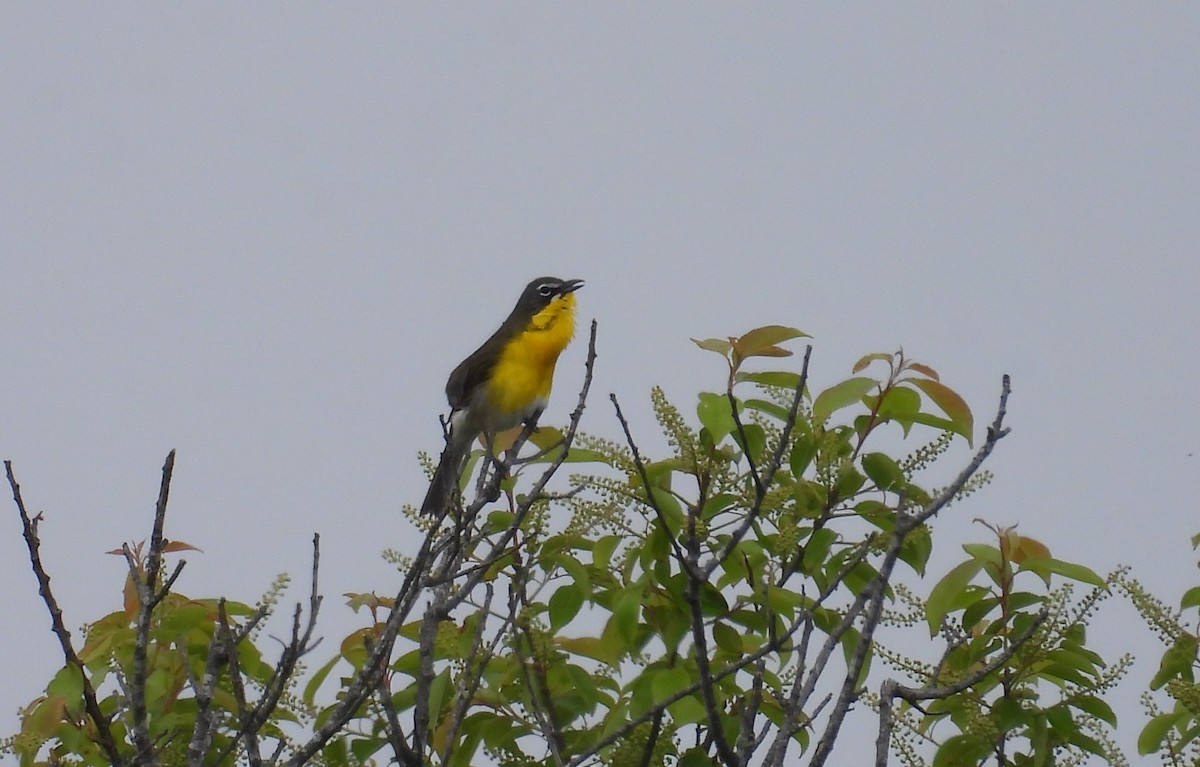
[{"left": 559, "top": 279, "right": 585, "bottom": 295}]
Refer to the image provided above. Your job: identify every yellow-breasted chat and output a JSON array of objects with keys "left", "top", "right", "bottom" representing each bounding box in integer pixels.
[{"left": 420, "top": 276, "right": 584, "bottom": 517}]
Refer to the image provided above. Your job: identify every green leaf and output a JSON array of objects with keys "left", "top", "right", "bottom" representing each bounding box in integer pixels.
[
  {"left": 702, "top": 492, "right": 740, "bottom": 520},
  {"left": 962, "top": 543, "right": 1002, "bottom": 566},
  {"left": 833, "top": 465, "right": 866, "bottom": 498},
  {"left": 557, "top": 636, "right": 621, "bottom": 666},
  {"left": 926, "top": 559, "right": 983, "bottom": 634},
  {"left": 800, "top": 527, "right": 838, "bottom": 575},
  {"left": 861, "top": 452, "right": 905, "bottom": 492},
  {"left": 303, "top": 655, "right": 342, "bottom": 705},
  {"left": 1072, "top": 695, "right": 1117, "bottom": 727},
  {"left": 991, "top": 696, "right": 1028, "bottom": 730},
  {"left": 646, "top": 486, "right": 684, "bottom": 531},
  {"left": 1018, "top": 557, "right": 1106, "bottom": 588},
  {"left": 593, "top": 535, "right": 620, "bottom": 571},
  {"left": 549, "top": 551, "right": 591, "bottom": 594},
  {"left": 613, "top": 589, "right": 642, "bottom": 646},
  {"left": 908, "top": 412, "right": 958, "bottom": 433},
  {"left": 1046, "top": 703, "right": 1075, "bottom": 738},
  {"left": 651, "top": 666, "right": 693, "bottom": 705},
  {"left": 933, "top": 734, "right": 991, "bottom": 767},
  {"left": 1069, "top": 730, "right": 1108, "bottom": 757},
  {"left": 351, "top": 737, "right": 386, "bottom": 763},
  {"left": 839, "top": 627, "right": 872, "bottom": 686},
  {"left": 322, "top": 737, "right": 350, "bottom": 767},
  {"left": 46, "top": 665, "right": 85, "bottom": 706},
  {"left": 742, "top": 324, "right": 810, "bottom": 347},
  {"left": 692, "top": 337, "right": 732, "bottom": 356},
  {"left": 679, "top": 747, "right": 716, "bottom": 767},
  {"left": 1140, "top": 712, "right": 1186, "bottom": 755},
  {"left": 1151, "top": 635, "right": 1198, "bottom": 689},
  {"left": 909, "top": 378, "right": 974, "bottom": 446},
  {"left": 873, "top": 385, "right": 922, "bottom": 421},
  {"left": 789, "top": 436, "right": 817, "bottom": 478},
  {"left": 563, "top": 446, "right": 610, "bottom": 463},
  {"left": 427, "top": 668, "right": 451, "bottom": 721},
  {"left": 744, "top": 397, "right": 793, "bottom": 422},
  {"left": 899, "top": 524, "right": 933, "bottom": 576},
  {"left": 812, "top": 377, "right": 877, "bottom": 422},
  {"left": 1181, "top": 586, "right": 1200, "bottom": 610},
  {"left": 735, "top": 370, "right": 804, "bottom": 389},
  {"left": 713, "top": 621, "right": 743, "bottom": 655},
  {"left": 549, "top": 584, "right": 585, "bottom": 631},
  {"left": 731, "top": 422, "right": 767, "bottom": 464},
  {"left": 670, "top": 694, "right": 709, "bottom": 727},
  {"left": 697, "top": 582, "right": 731, "bottom": 616},
  {"left": 960, "top": 596, "right": 1000, "bottom": 633},
  {"left": 766, "top": 585, "right": 804, "bottom": 615},
  {"left": 697, "top": 392, "right": 737, "bottom": 443}
]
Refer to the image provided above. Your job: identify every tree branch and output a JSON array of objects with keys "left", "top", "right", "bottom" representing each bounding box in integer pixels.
[
  {"left": 874, "top": 609, "right": 1049, "bottom": 766},
  {"left": 7, "top": 459, "right": 127, "bottom": 767}
]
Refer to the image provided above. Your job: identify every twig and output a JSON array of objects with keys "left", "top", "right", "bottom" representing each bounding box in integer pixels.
[
  {"left": 184, "top": 620, "right": 227, "bottom": 764},
  {"left": 705, "top": 346, "right": 812, "bottom": 580},
  {"left": 125, "top": 450, "right": 177, "bottom": 767},
  {"left": 874, "top": 610, "right": 1049, "bottom": 766},
  {"left": 221, "top": 599, "right": 263, "bottom": 766},
  {"left": 511, "top": 553, "right": 567, "bottom": 767},
  {"left": 683, "top": 504, "right": 738, "bottom": 766},
  {"left": 637, "top": 709, "right": 667, "bottom": 767},
  {"left": 440, "top": 584, "right": 499, "bottom": 762},
  {"left": 806, "top": 541, "right": 902, "bottom": 767},
  {"left": 220, "top": 534, "right": 323, "bottom": 766},
  {"left": 6, "top": 459, "right": 127, "bottom": 767},
  {"left": 906, "top": 374, "right": 1011, "bottom": 531},
  {"left": 373, "top": 639, "right": 421, "bottom": 767},
  {"left": 609, "top": 392, "right": 691, "bottom": 572}
]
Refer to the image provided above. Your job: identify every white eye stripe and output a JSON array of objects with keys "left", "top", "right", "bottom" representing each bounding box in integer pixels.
[{"left": 537, "top": 282, "right": 557, "bottom": 297}]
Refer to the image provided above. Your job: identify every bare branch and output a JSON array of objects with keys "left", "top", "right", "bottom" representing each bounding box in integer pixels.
[
  {"left": 511, "top": 551, "right": 567, "bottom": 767},
  {"left": 6, "top": 459, "right": 127, "bottom": 767},
  {"left": 806, "top": 543, "right": 902, "bottom": 767},
  {"left": 906, "top": 374, "right": 1011, "bottom": 531},
  {"left": 373, "top": 642, "right": 421, "bottom": 767},
  {"left": 684, "top": 519, "right": 738, "bottom": 767},
  {"left": 123, "top": 450, "right": 178, "bottom": 767},
  {"left": 220, "top": 534, "right": 323, "bottom": 766},
  {"left": 440, "top": 584, "right": 501, "bottom": 762},
  {"left": 609, "top": 392, "right": 692, "bottom": 571},
  {"left": 221, "top": 599, "right": 264, "bottom": 767},
  {"left": 184, "top": 618, "right": 228, "bottom": 765}
]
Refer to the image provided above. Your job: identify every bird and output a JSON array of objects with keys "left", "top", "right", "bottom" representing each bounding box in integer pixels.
[{"left": 420, "top": 276, "right": 584, "bottom": 517}]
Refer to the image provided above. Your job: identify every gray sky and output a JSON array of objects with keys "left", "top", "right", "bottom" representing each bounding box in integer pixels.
[{"left": 2, "top": 5, "right": 1197, "bottom": 761}]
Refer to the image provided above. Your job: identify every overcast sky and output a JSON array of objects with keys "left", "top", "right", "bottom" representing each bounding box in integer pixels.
[{"left": 2, "top": 5, "right": 1197, "bottom": 762}]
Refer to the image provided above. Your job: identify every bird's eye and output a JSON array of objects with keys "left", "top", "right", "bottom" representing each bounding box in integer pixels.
[{"left": 537, "top": 283, "right": 556, "bottom": 297}]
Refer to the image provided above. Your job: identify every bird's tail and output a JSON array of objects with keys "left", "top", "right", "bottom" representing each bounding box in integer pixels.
[{"left": 420, "top": 426, "right": 474, "bottom": 516}]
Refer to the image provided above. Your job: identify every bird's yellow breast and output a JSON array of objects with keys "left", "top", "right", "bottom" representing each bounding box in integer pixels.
[{"left": 484, "top": 293, "right": 577, "bottom": 426}]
